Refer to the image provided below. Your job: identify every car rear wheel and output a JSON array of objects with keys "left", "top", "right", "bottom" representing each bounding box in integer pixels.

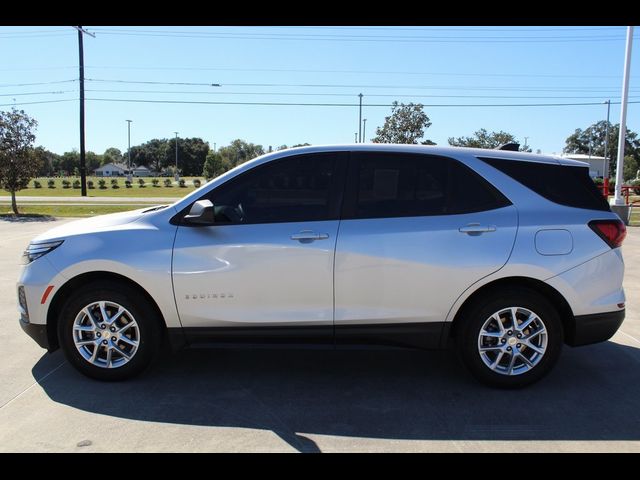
[
  {"left": 457, "top": 288, "right": 563, "bottom": 388},
  {"left": 58, "top": 281, "right": 162, "bottom": 381}
]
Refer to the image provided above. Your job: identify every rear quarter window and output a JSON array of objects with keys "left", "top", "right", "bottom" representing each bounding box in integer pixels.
[{"left": 478, "top": 157, "right": 610, "bottom": 212}]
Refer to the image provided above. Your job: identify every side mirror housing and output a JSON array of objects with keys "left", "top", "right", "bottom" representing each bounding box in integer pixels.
[{"left": 183, "top": 199, "right": 215, "bottom": 226}]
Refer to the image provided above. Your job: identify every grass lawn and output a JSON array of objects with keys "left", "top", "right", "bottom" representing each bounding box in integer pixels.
[
  {"left": 16, "top": 176, "right": 206, "bottom": 198},
  {"left": 1, "top": 204, "right": 150, "bottom": 217}
]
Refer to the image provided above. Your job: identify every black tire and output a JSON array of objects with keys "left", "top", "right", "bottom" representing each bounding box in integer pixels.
[
  {"left": 456, "top": 287, "right": 563, "bottom": 389},
  {"left": 58, "top": 281, "right": 163, "bottom": 381}
]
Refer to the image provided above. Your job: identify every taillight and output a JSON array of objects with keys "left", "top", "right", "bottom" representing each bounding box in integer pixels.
[{"left": 589, "top": 219, "right": 627, "bottom": 248}]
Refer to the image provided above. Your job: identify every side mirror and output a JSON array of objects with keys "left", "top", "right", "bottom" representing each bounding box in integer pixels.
[{"left": 183, "top": 199, "right": 215, "bottom": 226}]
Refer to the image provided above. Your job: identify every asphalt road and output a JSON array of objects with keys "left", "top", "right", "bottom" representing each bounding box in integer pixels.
[{"left": 1, "top": 217, "right": 639, "bottom": 452}]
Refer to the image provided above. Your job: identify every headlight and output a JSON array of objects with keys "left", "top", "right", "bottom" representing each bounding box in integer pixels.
[{"left": 22, "top": 240, "right": 64, "bottom": 264}]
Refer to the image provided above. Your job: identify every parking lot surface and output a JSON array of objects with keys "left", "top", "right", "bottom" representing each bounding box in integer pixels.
[{"left": 1, "top": 217, "right": 639, "bottom": 452}]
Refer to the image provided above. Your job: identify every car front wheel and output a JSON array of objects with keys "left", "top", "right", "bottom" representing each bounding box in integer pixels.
[{"left": 58, "top": 281, "right": 162, "bottom": 381}]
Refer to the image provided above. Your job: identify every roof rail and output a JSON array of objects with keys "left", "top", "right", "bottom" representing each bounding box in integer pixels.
[{"left": 496, "top": 143, "right": 520, "bottom": 151}]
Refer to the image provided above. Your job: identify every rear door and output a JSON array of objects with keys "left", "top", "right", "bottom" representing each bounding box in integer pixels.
[{"left": 334, "top": 152, "right": 518, "bottom": 347}]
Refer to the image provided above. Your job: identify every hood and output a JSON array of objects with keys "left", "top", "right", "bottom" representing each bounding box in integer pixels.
[{"left": 31, "top": 207, "right": 162, "bottom": 242}]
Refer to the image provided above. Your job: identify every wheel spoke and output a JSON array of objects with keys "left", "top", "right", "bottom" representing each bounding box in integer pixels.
[
  {"left": 99, "top": 302, "right": 109, "bottom": 323},
  {"left": 112, "top": 344, "right": 131, "bottom": 360},
  {"left": 480, "top": 345, "right": 503, "bottom": 352},
  {"left": 83, "top": 307, "right": 100, "bottom": 329},
  {"left": 108, "top": 307, "right": 125, "bottom": 325},
  {"left": 519, "top": 353, "right": 534, "bottom": 368},
  {"left": 105, "top": 346, "right": 113, "bottom": 368},
  {"left": 522, "top": 340, "right": 545, "bottom": 354},
  {"left": 118, "top": 335, "right": 138, "bottom": 347},
  {"left": 90, "top": 344, "right": 101, "bottom": 363},
  {"left": 117, "top": 322, "right": 134, "bottom": 334},
  {"left": 492, "top": 313, "right": 505, "bottom": 333},
  {"left": 491, "top": 350, "right": 505, "bottom": 369},
  {"left": 480, "top": 331, "right": 502, "bottom": 338},
  {"left": 510, "top": 307, "right": 519, "bottom": 329},
  {"left": 76, "top": 339, "right": 97, "bottom": 346},
  {"left": 74, "top": 324, "right": 94, "bottom": 332},
  {"left": 525, "top": 327, "right": 546, "bottom": 340},
  {"left": 506, "top": 351, "right": 517, "bottom": 375},
  {"left": 517, "top": 312, "right": 536, "bottom": 332}
]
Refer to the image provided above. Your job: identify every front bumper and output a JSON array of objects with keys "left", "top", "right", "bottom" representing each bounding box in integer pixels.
[
  {"left": 565, "top": 309, "right": 625, "bottom": 347},
  {"left": 19, "top": 317, "right": 50, "bottom": 350}
]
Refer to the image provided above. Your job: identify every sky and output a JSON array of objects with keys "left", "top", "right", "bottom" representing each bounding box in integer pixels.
[{"left": 1, "top": 25, "right": 639, "bottom": 156}]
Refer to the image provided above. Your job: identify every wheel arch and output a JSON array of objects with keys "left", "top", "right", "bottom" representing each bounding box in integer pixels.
[
  {"left": 447, "top": 276, "right": 574, "bottom": 342},
  {"left": 46, "top": 271, "right": 168, "bottom": 351}
]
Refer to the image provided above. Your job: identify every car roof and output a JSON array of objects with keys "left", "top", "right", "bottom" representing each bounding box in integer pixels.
[{"left": 273, "top": 143, "right": 588, "bottom": 167}]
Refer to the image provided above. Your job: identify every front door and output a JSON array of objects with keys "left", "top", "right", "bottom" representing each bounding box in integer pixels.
[{"left": 172, "top": 152, "right": 347, "bottom": 335}]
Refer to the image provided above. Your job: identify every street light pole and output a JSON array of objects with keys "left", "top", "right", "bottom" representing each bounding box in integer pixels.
[
  {"left": 613, "top": 26, "right": 634, "bottom": 206},
  {"left": 174, "top": 132, "right": 179, "bottom": 181},
  {"left": 603, "top": 100, "right": 611, "bottom": 196},
  {"left": 126, "top": 120, "right": 132, "bottom": 182},
  {"left": 354, "top": 132, "right": 358, "bottom": 142},
  {"left": 363, "top": 119, "right": 367, "bottom": 143},
  {"left": 358, "top": 93, "right": 363, "bottom": 143}
]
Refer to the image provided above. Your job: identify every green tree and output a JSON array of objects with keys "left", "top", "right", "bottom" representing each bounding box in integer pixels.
[
  {"left": 54, "top": 150, "right": 79, "bottom": 175},
  {"left": 102, "top": 147, "right": 123, "bottom": 166},
  {"left": 130, "top": 139, "right": 168, "bottom": 172},
  {"left": 202, "top": 151, "right": 232, "bottom": 179},
  {"left": 0, "top": 109, "right": 40, "bottom": 214},
  {"left": 217, "top": 139, "right": 264, "bottom": 168},
  {"left": 372, "top": 102, "right": 434, "bottom": 144},
  {"left": 32, "top": 146, "right": 60, "bottom": 177},
  {"left": 85, "top": 151, "right": 102, "bottom": 173},
  {"left": 448, "top": 128, "right": 532, "bottom": 151},
  {"left": 564, "top": 121, "right": 640, "bottom": 178},
  {"left": 171, "top": 137, "right": 209, "bottom": 176}
]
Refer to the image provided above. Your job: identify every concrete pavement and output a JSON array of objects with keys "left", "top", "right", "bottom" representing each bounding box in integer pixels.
[{"left": 1, "top": 218, "right": 639, "bottom": 452}]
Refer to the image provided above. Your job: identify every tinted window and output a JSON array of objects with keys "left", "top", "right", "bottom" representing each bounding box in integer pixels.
[
  {"left": 478, "top": 157, "right": 610, "bottom": 212},
  {"left": 347, "top": 152, "right": 510, "bottom": 219},
  {"left": 207, "top": 153, "right": 342, "bottom": 225}
]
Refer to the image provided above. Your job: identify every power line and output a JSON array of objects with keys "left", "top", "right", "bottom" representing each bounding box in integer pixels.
[
  {"left": 85, "top": 78, "right": 638, "bottom": 92},
  {"left": 85, "top": 97, "right": 640, "bottom": 108},
  {"left": 0, "top": 90, "right": 74, "bottom": 97},
  {"left": 89, "top": 30, "right": 636, "bottom": 43},
  {"left": 0, "top": 79, "right": 77, "bottom": 88},
  {"left": 82, "top": 88, "right": 640, "bottom": 101},
  {"left": 0, "top": 99, "right": 76, "bottom": 107}
]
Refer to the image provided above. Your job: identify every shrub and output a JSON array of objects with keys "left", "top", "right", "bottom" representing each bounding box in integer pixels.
[
  {"left": 178, "top": 179, "right": 186, "bottom": 188},
  {"left": 630, "top": 179, "right": 640, "bottom": 195},
  {"left": 111, "top": 178, "right": 119, "bottom": 189},
  {"left": 62, "top": 179, "right": 71, "bottom": 189},
  {"left": 98, "top": 179, "right": 107, "bottom": 189},
  {"left": 87, "top": 180, "right": 94, "bottom": 189},
  {"left": 33, "top": 180, "right": 42, "bottom": 189},
  {"left": 164, "top": 178, "right": 172, "bottom": 187},
  {"left": 193, "top": 179, "right": 201, "bottom": 188},
  {"left": 73, "top": 180, "right": 81, "bottom": 189},
  {"left": 125, "top": 180, "right": 132, "bottom": 188},
  {"left": 138, "top": 178, "right": 145, "bottom": 188},
  {"left": 47, "top": 179, "right": 55, "bottom": 188},
  {"left": 151, "top": 178, "right": 160, "bottom": 187}
]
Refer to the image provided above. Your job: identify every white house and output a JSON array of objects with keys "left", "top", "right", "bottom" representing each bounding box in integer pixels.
[
  {"left": 94, "top": 163, "right": 127, "bottom": 177},
  {"left": 560, "top": 154, "right": 607, "bottom": 178}
]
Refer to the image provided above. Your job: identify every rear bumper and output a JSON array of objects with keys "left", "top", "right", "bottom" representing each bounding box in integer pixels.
[
  {"left": 19, "top": 317, "right": 50, "bottom": 350},
  {"left": 565, "top": 309, "right": 625, "bottom": 347}
]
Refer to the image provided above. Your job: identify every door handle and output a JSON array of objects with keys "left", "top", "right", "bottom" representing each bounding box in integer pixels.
[
  {"left": 290, "top": 231, "right": 330, "bottom": 242},
  {"left": 459, "top": 223, "right": 496, "bottom": 235}
]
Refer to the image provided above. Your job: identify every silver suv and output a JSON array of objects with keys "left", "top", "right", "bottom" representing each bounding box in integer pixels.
[{"left": 17, "top": 145, "right": 626, "bottom": 388}]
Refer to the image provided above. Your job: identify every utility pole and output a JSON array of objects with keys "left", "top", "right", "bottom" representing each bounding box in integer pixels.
[
  {"left": 358, "top": 93, "right": 363, "bottom": 143},
  {"left": 73, "top": 26, "right": 95, "bottom": 197},
  {"left": 524, "top": 136, "right": 529, "bottom": 150},
  {"left": 213, "top": 142, "right": 216, "bottom": 153},
  {"left": 126, "top": 120, "right": 132, "bottom": 182},
  {"left": 603, "top": 99, "right": 611, "bottom": 195},
  {"left": 362, "top": 119, "right": 367, "bottom": 143},
  {"left": 613, "top": 26, "right": 634, "bottom": 207},
  {"left": 354, "top": 132, "right": 358, "bottom": 142},
  {"left": 174, "top": 132, "right": 179, "bottom": 181}
]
